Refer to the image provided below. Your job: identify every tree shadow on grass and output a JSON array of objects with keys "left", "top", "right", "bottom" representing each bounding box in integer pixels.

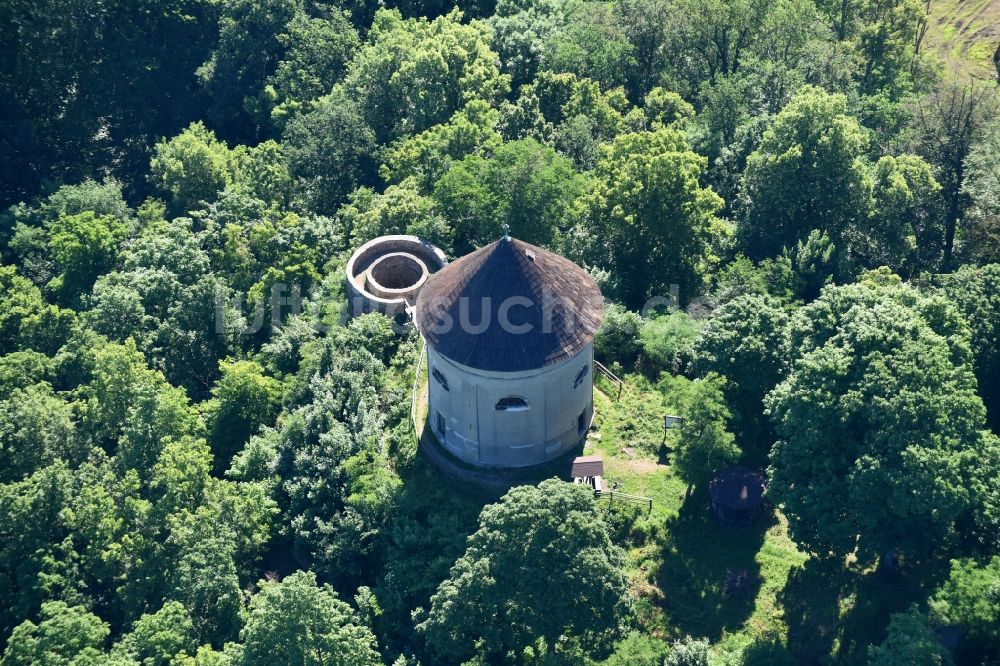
[
  {"left": 834, "top": 559, "right": 947, "bottom": 665},
  {"left": 780, "top": 557, "right": 850, "bottom": 665},
  {"left": 654, "top": 489, "right": 775, "bottom": 641},
  {"left": 780, "top": 555, "right": 945, "bottom": 665}
]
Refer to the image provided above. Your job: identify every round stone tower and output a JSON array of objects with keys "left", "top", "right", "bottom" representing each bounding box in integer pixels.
[{"left": 415, "top": 236, "right": 603, "bottom": 468}]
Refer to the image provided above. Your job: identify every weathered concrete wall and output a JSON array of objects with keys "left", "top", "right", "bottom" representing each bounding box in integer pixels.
[
  {"left": 366, "top": 252, "right": 429, "bottom": 300},
  {"left": 427, "top": 343, "right": 594, "bottom": 468},
  {"left": 346, "top": 235, "right": 447, "bottom": 317}
]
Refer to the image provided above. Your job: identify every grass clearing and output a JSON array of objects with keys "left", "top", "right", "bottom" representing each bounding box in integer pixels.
[{"left": 586, "top": 374, "right": 942, "bottom": 664}]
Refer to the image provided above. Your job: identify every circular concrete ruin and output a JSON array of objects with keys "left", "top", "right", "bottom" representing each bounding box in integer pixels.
[
  {"left": 346, "top": 235, "right": 447, "bottom": 318},
  {"left": 366, "top": 252, "right": 429, "bottom": 299}
]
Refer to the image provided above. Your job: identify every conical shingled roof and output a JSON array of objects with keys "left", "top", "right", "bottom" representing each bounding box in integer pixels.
[{"left": 415, "top": 237, "right": 603, "bottom": 372}]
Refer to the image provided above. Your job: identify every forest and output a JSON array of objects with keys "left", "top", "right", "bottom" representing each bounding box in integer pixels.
[{"left": 2, "top": 0, "right": 1000, "bottom": 663}]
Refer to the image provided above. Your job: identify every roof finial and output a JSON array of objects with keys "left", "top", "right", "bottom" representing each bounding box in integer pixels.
[{"left": 502, "top": 223, "right": 510, "bottom": 241}]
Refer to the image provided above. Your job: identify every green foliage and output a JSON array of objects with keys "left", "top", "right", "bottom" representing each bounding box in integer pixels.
[
  {"left": 614, "top": 0, "right": 672, "bottom": 99},
  {"left": 0, "top": 351, "right": 54, "bottom": 399},
  {"left": 282, "top": 91, "right": 378, "bottom": 215},
  {"left": 150, "top": 123, "right": 238, "bottom": 216},
  {"left": 380, "top": 101, "right": 503, "bottom": 190},
  {"left": 79, "top": 338, "right": 201, "bottom": 470},
  {"left": 273, "top": 332, "right": 398, "bottom": 583},
  {"left": 739, "top": 86, "right": 871, "bottom": 264},
  {"left": 418, "top": 480, "right": 632, "bottom": 663},
  {"left": 0, "top": 383, "right": 84, "bottom": 483},
  {"left": 111, "top": 601, "right": 198, "bottom": 666},
  {"left": 247, "top": 10, "right": 360, "bottom": 133},
  {"left": 908, "top": 81, "right": 1000, "bottom": 267},
  {"left": 433, "top": 138, "right": 585, "bottom": 252},
  {"left": 583, "top": 127, "right": 725, "bottom": 307},
  {"left": 601, "top": 631, "right": 669, "bottom": 665},
  {"left": 499, "top": 71, "right": 632, "bottom": 149},
  {"left": 692, "top": 294, "right": 790, "bottom": 444},
  {"left": 960, "top": 117, "right": 1000, "bottom": 264},
  {"left": 866, "top": 155, "right": 944, "bottom": 275},
  {"left": 489, "top": 0, "right": 566, "bottom": 88},
  {"left": 644, "top": 87, "right": 695, "bottom": 127},
  {"left": 639, "top": 310, "right": 700, "bottom": 373},
  {"left": 541, "top": 0, "right": 635, "bottom": 91},
  {"left": 674, "top": 374, "right": 740, "bottom": 494},
  {"left": 240, "top": 571, "right": 381, "bottom": 666},
  {"left": 930, "top": 264, "right": 1000, "bottom": 430},
  {"left": 0, "top": 266, "right": 75, "bottom": 355},
  {"left": 1, "top": 0, "right": 217, "bottom": 209},
  {"left": 48, "top": 211, "right": 128, "bottom": 305},
  {"left": 1, "top": 601, "right": 109, "bottom": 666},
  {"left": 344, "top": 8, "right": 510, "bottom": 142},
  {"left": 197, "top": 0, "right": 302, "bottom": 140},
  {"left": 234, "top": 140, "right": 293, "bottom": 207},
  {"left": 664, "top": 635, "right": 710, "bottom": 666},
  {"left": 851, "top": 0, "right": 929, "bottom": 98},
  {"left": 767, "top": 280, "right": 992, "bottom": 562},
  {"left": 3, "top": 0, "right": 999, "bottom": 659},
  {"left": 868, "top": 606, "right": 952, "bottom": 666},
  {"left": 339, "top": 181, "right": 451, "bottom": 251},
  {"left": 203, "top": 360, "right": 282, "bottom": 474},
  {"left": 593, "top": 303, "right": 643, "bottom": 367},
  {"left": 929, "top": 556, "right": 1000, "bottom": 659}
]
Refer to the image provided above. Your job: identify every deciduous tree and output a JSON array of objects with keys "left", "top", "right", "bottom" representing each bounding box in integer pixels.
[
  {"left": 418, "top": 479, "right": 631, "bottom": 663},
  {"left": 584, "top": 128, "right": 725, "bottom": 308},
  {"left": 241, "top": 571, "right": 381, "bottom": 666},
  {"left": 767, "top": 279, "right": 993, "bottom": 564}
]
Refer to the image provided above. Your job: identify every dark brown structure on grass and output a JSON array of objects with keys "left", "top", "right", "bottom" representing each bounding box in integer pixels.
[{"left": 710, "top": 467, "right": 766, "bottom": 528}]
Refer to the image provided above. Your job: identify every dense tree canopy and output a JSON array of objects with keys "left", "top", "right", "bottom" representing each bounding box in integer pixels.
[
  {"left": 583, "top": 128, "right": 725, "bottom": 307},
  {"left": 240, "top": 571, "right": 381, "bottom": 666},
  {"left": 3, "top": 0, "right": 1000, "bottom": 662},
  {"left": 673, "top": 374, "right": 740, "bottom": 496},
  {"left": 692, "top": 294, "right": 790, "bottom": 445}
]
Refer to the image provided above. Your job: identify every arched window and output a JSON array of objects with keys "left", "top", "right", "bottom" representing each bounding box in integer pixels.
[
  {"left": 432, "top": 368, "right": 450, "bottom": 391},
  {"left": 573, "top": 363, "right": 590, "bottom": 389},
  {"left": 495, "top": 396, "right": 529, "bottom": 411}
]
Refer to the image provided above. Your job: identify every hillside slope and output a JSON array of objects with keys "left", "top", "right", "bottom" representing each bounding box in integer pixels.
[{"left": 924, "top": 0, "right": 1000, "bottom": 79}]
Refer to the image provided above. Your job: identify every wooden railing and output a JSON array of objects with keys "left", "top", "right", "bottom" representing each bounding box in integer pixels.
[
  {"left": 596, "top": 490, "right": 653, "bottom": 513},
  {"left": 593, "top": 360, "right": 623, "bottom": 400}
]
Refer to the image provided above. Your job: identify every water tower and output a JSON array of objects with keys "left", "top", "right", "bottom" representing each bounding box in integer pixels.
[{"left": 415, "top": 236, "right": 603, "bottom": 468}]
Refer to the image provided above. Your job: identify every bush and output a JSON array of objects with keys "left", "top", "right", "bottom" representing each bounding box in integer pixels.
[
  {"left": 639, "top": 310, "right": 700, "bottom": 375},
  {"left": 665, "top": 635, "right": 710, "bottom": 666},
  {"left": 594, "top": 303, "right": 642, "bottom": 367}
]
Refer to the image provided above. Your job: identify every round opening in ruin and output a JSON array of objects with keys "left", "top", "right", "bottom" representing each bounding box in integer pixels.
[{"left": 366, "top": 252, "right": 428, "bottom": 297}]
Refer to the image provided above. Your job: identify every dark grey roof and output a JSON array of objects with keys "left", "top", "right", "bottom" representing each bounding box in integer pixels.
[
  {"left": 570, "top": 455, "right": 604, "bottom": 478},
  {"left": 415, "top": 237, "right": 603, "bottom": 372}
]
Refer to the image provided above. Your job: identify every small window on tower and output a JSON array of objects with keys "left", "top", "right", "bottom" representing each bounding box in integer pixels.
[
  {"left": 495, "top": 396, "right": 529, "bottom": 412},
  {"left": 573, "top": 363, "right": 590, "bottom": 389},
  {"left": 432, "top": 368, "right": 450, "bottom": 391}
]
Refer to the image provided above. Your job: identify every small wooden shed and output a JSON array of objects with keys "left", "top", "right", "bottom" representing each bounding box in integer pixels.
[{"left": 571, "top": 455, "right": 606, "bottom": 494}]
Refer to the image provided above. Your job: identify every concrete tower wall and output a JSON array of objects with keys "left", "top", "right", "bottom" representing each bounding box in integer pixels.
[{"left": 427, "top": 343, "right": 594, "bottom": 468}]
